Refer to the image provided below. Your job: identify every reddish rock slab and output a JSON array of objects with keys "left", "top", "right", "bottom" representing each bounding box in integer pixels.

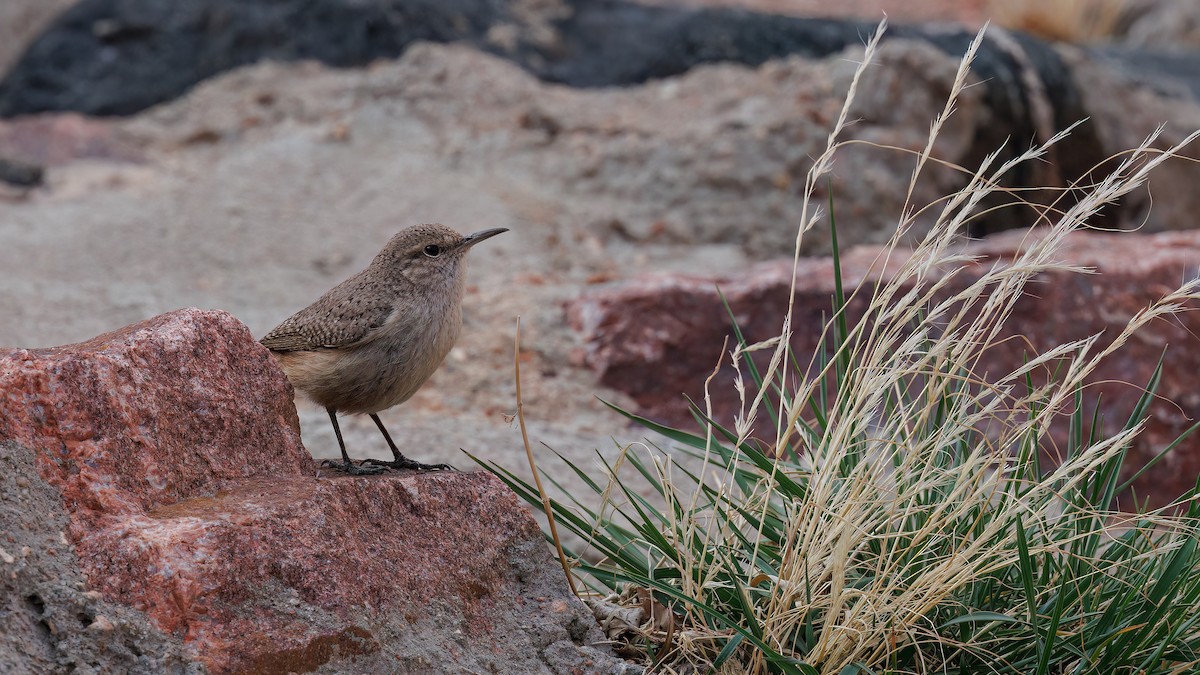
[
  {"left": 0, "top": 113, "right": 143, "bottom": 167},
  {"left": 0, "top": 309, "right": 624, "bottom": 674},
  {"left": 569, "top": 229, "right": 1200, "bottom": 509},
  {"left": 0, "top": 309, "right": 312, "bottom": 531}
]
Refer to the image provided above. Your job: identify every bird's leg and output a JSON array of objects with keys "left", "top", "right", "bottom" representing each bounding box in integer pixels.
[
  {"left": 360, "top": 413, "right": 456, "bottom": 472},
  {"left": 319, "top": 407, "right": 386, "bottom": 475}
]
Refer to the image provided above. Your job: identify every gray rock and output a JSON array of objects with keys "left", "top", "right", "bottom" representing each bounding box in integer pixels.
[
  {"left": 1065, "top": 44, "right": 1200, "bottom": 237},
  {"left": 0, "top": 440, "right": 202, "bottom": 675},
  {"left": 1123, "top": 0, "right": 1200, "bottom": 51}
]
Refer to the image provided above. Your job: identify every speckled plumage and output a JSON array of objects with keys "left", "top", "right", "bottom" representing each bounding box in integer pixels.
[
  {"left": 260, "top": 223, "right": 507, "bottom": 474},
  {"left": 263, "top": 224, "right": 464, "bottom": 355}
]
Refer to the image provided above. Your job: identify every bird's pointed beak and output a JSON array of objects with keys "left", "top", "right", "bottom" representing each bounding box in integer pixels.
[{"left": 460, "top": 227, "right": 508, "bottom": 249}]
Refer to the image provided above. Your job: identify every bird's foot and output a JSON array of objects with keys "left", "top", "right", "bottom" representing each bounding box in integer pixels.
[
  {"left": 320, "top": 458, "right": 388, "bottom": 476},
  {"left": 360, "top": 457, "right": 457, "bottom": 472}
]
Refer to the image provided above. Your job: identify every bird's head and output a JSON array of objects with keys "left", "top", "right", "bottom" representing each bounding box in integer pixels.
[{"left": 375, "top": 223, "right": 508, "bottom": 289}]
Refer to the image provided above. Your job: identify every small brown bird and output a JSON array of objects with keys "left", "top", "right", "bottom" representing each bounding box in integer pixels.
[{"left": 261, "top": 223, "right": 507, "bottom": 475}]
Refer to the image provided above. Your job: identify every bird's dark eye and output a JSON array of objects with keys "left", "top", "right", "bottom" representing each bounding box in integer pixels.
[{"left": 423, "top": 244, "right": 441, "bottom": 258}]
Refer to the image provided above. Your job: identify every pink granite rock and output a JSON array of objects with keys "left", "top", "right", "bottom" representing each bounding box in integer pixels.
[
  {"left": 0, "top": 308, "right": 625, "bottom": 674},
  {"left": 0, "top": 308, "right": 312, "bottom": 530},
  {"left": 569, "top": 230, "right": 1200, "bottom": 509}
]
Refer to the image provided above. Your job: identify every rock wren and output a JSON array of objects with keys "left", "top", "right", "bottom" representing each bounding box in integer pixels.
[{"left": 261, "top": 223, "right": 507, "bottom": 475}]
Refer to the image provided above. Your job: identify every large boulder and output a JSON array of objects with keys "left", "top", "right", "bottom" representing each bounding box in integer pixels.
[
  {"left": 569, "top": 229, "right": 1200, "bottom": 510},
  {"left": 0, "top": 308, "right": 629, "bottom": 674}
]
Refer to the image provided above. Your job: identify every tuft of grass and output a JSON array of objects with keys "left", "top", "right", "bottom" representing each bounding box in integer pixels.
[{"left": 480, "top": 20, "right": 1200, "bottom": 674}]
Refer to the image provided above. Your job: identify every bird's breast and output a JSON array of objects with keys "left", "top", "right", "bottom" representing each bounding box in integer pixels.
[
  {"left": 343, "top": 298, "right": 462, "bottom": 413},
  {"left": 276, "top": 299, "right": 463, "bottom": 415}
]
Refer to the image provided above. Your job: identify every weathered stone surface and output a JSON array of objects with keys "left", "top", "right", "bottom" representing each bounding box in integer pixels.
[
  {"left": 0, "top": 308, "right": 630, "bottom": 673},
  {"left": 0, "top": 308, "right": 312, "bottom": 532},
  {"left": 302, "top": 38, "right": 1092, "bottom": 257},
  {"left": 569, "top": 229, "right": 1200, "bottom": 509},
  {"left": 0, "top": 440, "right": 200, "bottom": 675}
]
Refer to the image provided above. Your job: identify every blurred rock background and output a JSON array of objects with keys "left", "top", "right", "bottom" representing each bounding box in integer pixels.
[
  {"left": 0, "top": 0, "right": 77, "bottom": 74},
  {"left": 3, "top": 0, "right": 1200, "bottom": 509}
]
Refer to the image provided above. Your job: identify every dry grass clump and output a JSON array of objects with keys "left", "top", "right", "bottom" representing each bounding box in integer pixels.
[{"left": 482, "top": 19, "right": 1200, "bottom": 674}]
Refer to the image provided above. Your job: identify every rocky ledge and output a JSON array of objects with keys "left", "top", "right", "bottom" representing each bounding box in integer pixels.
[{"left": 0, "top": 308, "right": 629, "bottom": 674}]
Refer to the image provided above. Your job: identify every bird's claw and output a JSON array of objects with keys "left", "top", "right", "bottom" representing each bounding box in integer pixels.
[
  {"left": 360, "top": 458, "right": 457, "bottom": 472},
  {"left": 320, "top": 458, "right": 388, "bottom": 476}
]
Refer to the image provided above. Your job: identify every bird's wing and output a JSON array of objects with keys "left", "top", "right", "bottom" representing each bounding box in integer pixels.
[
  {"left": 260, "top": 276, "right": 398, "bottom": 352},
  {"left": 259, "top": 317, "right": 333, "bottom": 352}
]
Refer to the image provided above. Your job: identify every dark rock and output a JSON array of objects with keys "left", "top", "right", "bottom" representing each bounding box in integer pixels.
[
  {"left": 0, "top": 0, "right": 511, "bottom": 117},
  {"left": 0, "top": 0, "right": 77, "bottom": 76},
  {"left": 0, "top": 156, "right": 43, "bottom": 186},
  {"left": 0, "top": 308, "right": 631, "bottom": 673},
  {"left": 569, "top": 229, "right": 1200, "bottom": 510}
]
